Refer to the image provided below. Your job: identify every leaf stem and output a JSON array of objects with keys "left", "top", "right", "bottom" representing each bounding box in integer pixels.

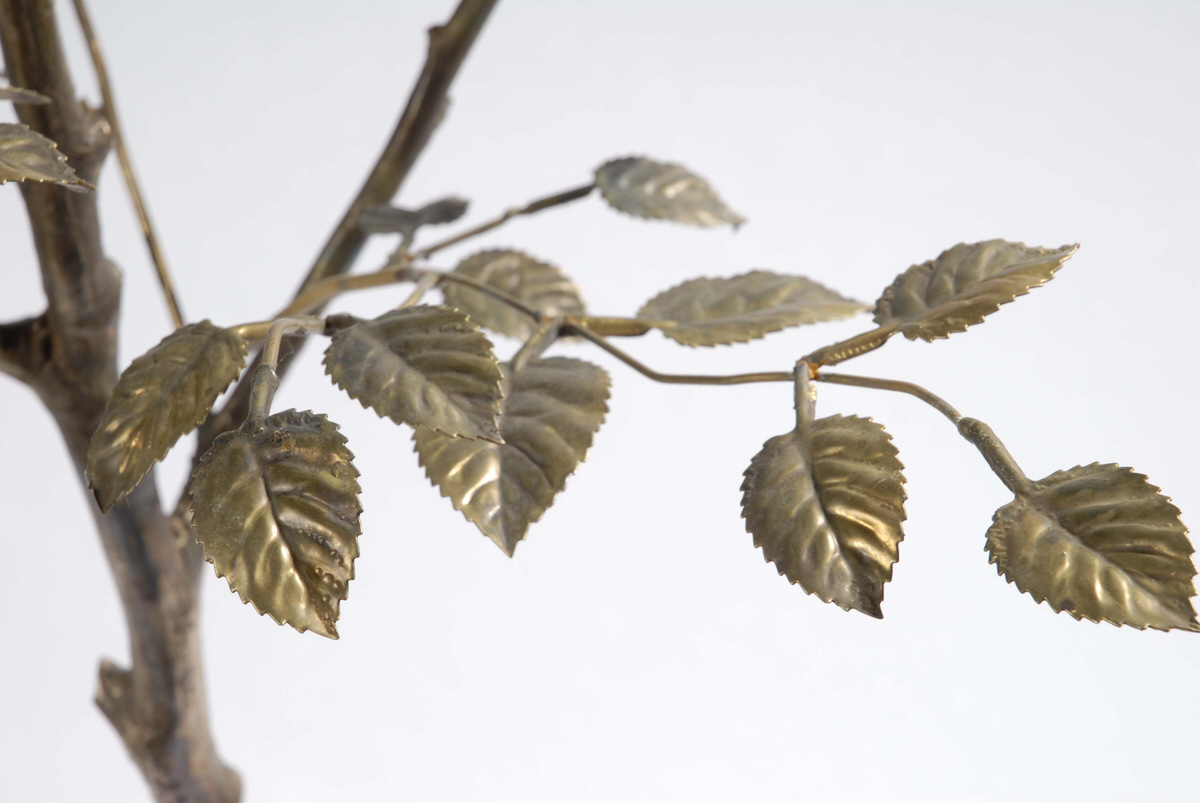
[
  {"left": 398, "top": 271, "right": 440, "bottom": 309},
  {"left": 411, "top": 182, "right": 596, "bottom": 260},
  {"left": 563, "top": 322, "right": 791, "bottom": 386},
  {"left": 284, "top": 266, "right": 416, "bottom": 316},
  {"left": 71, "top": 0, "right": 183, "bottom": 329},
  {"left": 802, "top": 323, "right": 897, "bottom": 367},
  {"left": 246, "top": 317, "right": 327, "bottom": 428},
  {"left": 424, "top": 268, "right": 544, "bottom": 320},
  {"left": 815, "top": 369, "right": 1031, "bottom": 494},
  {"left": 511, "top": 320, "right": 562, "bottom": 372}
]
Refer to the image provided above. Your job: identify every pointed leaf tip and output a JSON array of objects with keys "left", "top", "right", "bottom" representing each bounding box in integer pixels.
[{"left": 595, "top": 156, "right": 744, "bottom": 229}]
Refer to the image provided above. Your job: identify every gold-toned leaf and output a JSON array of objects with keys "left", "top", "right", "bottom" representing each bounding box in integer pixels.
[
  {"left": 324, "top": 305, "right": 503, "bottom": 441},
  {"left": 190, "top": 410, "right": 362, "bottom": 639},
  {"left": 594, "top": 156, "right": 744, "bottom": 229},
  {"left": 443, "top": 249, "right": 586, "bottom": 339},
  {"left": 0, "top": 86, "right": 50, "bottom": 105},
  {"left": 986, "top": 463, "right": 1198, "bottom": 632},
  {"left": 741, "top": 414, "right": 906, "bottom": 617},
  {"left": 87, "top": 321, "right": 248, "bottom": 512},
  {"left": 874, "top": 240, "right": 1077, "bottom": 341},
  {"left": 415, "top": 357, "right": 609, "bottom": 556},
  {"left": 637, "top": 270, "right": 868, "bottom": 347},
  {"left": 0, "top": 122, "right": 92, "bottom": 191}
]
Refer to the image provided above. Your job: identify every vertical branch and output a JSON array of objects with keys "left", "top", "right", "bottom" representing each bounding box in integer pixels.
[
  {"left": 0, "top": 1, "right": 237, "bottom": 800},
  {"left": 194, "top": 0, "right": 500, "bottom": 460}
]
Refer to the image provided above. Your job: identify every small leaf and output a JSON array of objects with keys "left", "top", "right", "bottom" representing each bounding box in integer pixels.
[
  {"left": 0, "top": 122, "right": 92, "bottom": 191},
  {"left": 360, "top": 196, "right": 469, "bottom": 235},
  {"left": 595, "top": 156, "right": 744, "bottom": 228},
  {"left": 875, "top": 240, "right": 1077, "bottom": 341},
  {"left": 741, "top": 415, "right": 906, "bottom": 617},
  {"left": 190, "top": 410, "right": 362, "bottom": 639},
  {"left": 637, "top": 270, "right": 868, "bottom": 347},
  {"left": 87, "top": 321, "right": 248, "bottom": 512},
  {"left": 986, "top": 463, "right": 1197, "bottom": 632},
  {"left": 0, "top": 86, "right": 50, "bottom": 105},
  {"left": 415, "top": 357, "right": 609, "bottom": 556},
  {"left": 324, "top": 305, "right": 503, "bottom": 441},
  {"left": 443, "top": 249, "right": 586, "bottom": 339}
]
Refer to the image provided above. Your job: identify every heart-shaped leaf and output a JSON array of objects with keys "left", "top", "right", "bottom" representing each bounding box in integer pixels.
[
  {"left": 742, "top": 414, "right": 906, "bottom": 617},
  {"left": 875, "top": 240, "right": 1077, "bottom": 341},
  {"left": 443, "top": 249, "right": 586, "bottom": 339},
  {"left": 986, "top": 463, "right": 1197, "bottom": 631},
  {"left": 190, "top": 410, "right": 362, "bottom": 639},
  {"left": 0, "top": 122, "right": 92, "bottom": 191},
  {"left": 0, "top": 86, "right": 50, "bottom": 105},
  {"left": 324, "top": 305, "right": 503, "bottom": 441},
  {"left": 595, "top": 156, "right": 744, "bottom": 229},
  {"left": 415, "top": 357, "right": 609, "bottom": 556},
  {"left": 637, "top": 270, "right": 868, "bottom": 346},
  {"left": 87, "top": 321, "right": 248, "bottom": 512}
]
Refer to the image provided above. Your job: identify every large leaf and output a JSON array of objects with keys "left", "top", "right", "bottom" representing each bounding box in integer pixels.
[
  {"left": 443, "top": 249, "right": 586, "bottom": 339},
  {"left": 741, "top": 414, "right": 906, "bottom": 617},
  {"left": 0, "top": 86, "right": 50, "bottom": 105},
  {"left": 87, "top": 321, "right": 247, "bottom": 512},
  {"left": 0, "top": 122, "right": 91, "bottom": 191},
  {"left": 324, "top": 305, "right": 503, "bottom": 441},
  {"left": 637, "top": 270, "right": 868, "bottom": 346},
  {"left": 594, "top": 156, "right": 744, "bottom": 229},
  {"left": 190, "top": 410, "right": 362, "bottom": 639},
  {"left": 415, "top": 357, "right": 609, "bottom": 556},
  {"left": 986, "top": 463, "right": 1197, "bottom": 631},
  {"left": 874, "top": 240, "right": 1077, "bottom": 341}
]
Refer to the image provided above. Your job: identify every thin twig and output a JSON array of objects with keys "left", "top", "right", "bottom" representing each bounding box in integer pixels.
[
  {"left": 412, "top": 182, "right": 595, "bottom": 260},
  {"left": 428, "top": 268, "right": 544, "bottom": 320},
  {"left": 815, "top": 370, "right": 963, "bottom": 423},
  {"left": 195, "top": 0, "right": 499, "bottom": 466},
  {"left": 563, "top": 322, "right": 792, "bottom": 386},
  {"left": 71, "top": 0, "right": 183, "bottom": 329}
]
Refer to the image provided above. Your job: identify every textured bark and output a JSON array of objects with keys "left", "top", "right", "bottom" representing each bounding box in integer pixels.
[{"left": 0, "top": 0, "right": 498, "bottom": 799}]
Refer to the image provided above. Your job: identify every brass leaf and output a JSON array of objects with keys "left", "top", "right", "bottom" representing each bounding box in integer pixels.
[
  {"left": 986, "top": 463, "right": 1198, "bottom": 631},
  {"left": 189, "top": 410, "right": 362, "bottom": 639},
  {"left": 874, "top": 239, "right": 1077, "bottom": 341},
  {"left": 414, "top": 357, "right": 609, "bottom": 556},
  {"left": 443, "top": 249, "right": 586, "bottom": 339},
  {"left": 0, "top": 86, "right": 50, "bottom": 105},
  {"left": 0, "top": 122, "right": 92, "bottom": 191},
  {"left": 87, "top": 321, "right": 248, "bottom": 512},
  {"left": 594, "top": 156, "right": 744, "bottom": 229},
  {"left": 741, "top": 414, "right": 907, "bottom": 617},
  {"left": 324, "top": 305, "right": 503, "bottom": 441},
  {"left": 637, "top": 270, "right": 869, "bottom": 347},
  {"left": 360, "top": 196, "right": 469, "bottom": 235}
]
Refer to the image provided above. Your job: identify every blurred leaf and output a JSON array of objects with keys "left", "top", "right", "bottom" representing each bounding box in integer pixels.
[
  {"left": 875, "top": 240, "right": 1077, "bottom": 341},
  {"left": 638, "top": 270, "right": 868, "bottom": 346},
  {"left": 360, "top": 196, "right": 469, "bottom": 235},
  {"left": 0, "top": 86, "right": 50, "bottom": 105},
  {"left": 190, "top": 410, "right": 362, "bottom": 639},
  {"left": 444, "top": 249, "right": 585, "bottom": 339},
  {"left": 987, "top": 463, "right": 1198, "bottom": 631},
  {"left": 415, "top": 357, "right": 609, "bottom": 556},
  {"left": 87, "top": 321, "right": 247, "bottom": 512},
  {"left": 0, "top": 122, "right": 92, "bottom": 191},
  {"left": 741, "top": 414, "right": 906, "bottom": 617},
  {"left": 594, "top": 156, "right": 744, "bottom": 228},
  {"left": 324, "top": 305, "right": 503, "bottom": 441}
]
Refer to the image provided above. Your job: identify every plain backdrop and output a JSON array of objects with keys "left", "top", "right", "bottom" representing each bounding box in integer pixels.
[{"left": 2, "top": 1, "right": 1198, "bottom": 801}]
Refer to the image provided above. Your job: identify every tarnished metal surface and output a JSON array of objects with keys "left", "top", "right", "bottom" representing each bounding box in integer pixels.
[
  {"left": 415, "top": 357, "right": 609, "bottom": 556},
  {"left": 0, "top": 84, "right": 49, "bottom": 104},
  {"left": 637, "top": 269, "right": 868, "bottom": 346},
  {"left": 324, "top": 305, "right": 503, "bottom": 441},
  {"left": 444, "top": 249, "right": 585, "bottom": 339},
  {"left": 594, "top": 155, "right": 744, "bottom": 228},
  {"left": 986, "top": 463, "right": 1198, "bottom": 631},
  {"left": 190, "top": 410, "right": 362, "bottom": 639},
  {"left": 875, "top": 239, "right": 1077, "bottom": 341},
  {"left": 86, "top": 321, "right": 247, "bottom": 512},
  {"left": 0, "top": 121, "right": 91, "bottom": 190}
]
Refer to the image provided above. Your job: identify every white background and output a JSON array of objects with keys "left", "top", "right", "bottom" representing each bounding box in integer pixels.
[{"left": 2, "top": 1, "right": 1199, "bottom": 800}]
